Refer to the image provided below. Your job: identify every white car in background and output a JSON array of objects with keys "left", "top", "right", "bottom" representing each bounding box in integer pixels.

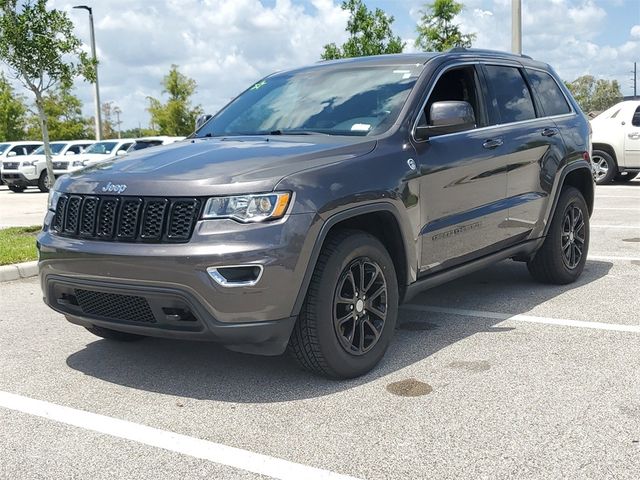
[
  {"left": 1, "top": 140, "right": 94, "bottom": 192},
  {"left": 0, "top": 141, "right": 43, "bottom": 185},
  {"left": 53, "top": 138, "right": 135, "bottom": 175},
  {"left": 591, "top": 100, "right": 640, "bottom": 184}
]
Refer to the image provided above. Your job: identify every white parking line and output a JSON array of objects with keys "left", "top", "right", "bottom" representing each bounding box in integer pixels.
[
  {"left": 594, "top": 207, "right": 640, "bottom": 211},
  {"left": 0, "top": 391, "right": 361, "bottom": 480},
  {"left": 402, "top": 305, "right": 640, "bottom": 333},
  {"left": 595, "top": 195, "right": 640, "bottom": 199},
  {"left": 591, "top": 224, "right": 640, "bottom": 229},
  {"left": 588, "top": 254, "right": 640, "bottom": 262}
]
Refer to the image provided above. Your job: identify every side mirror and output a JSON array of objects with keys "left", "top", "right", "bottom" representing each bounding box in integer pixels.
[
  {"left": 415, "top": 101, "right": 476, "bottom": 140},
  {"left": 195, "top": 113, "right": 212, "bottom": 130},
  {"left": 65, "top": 150, "right": 76, "bottom": 156},
  {"left": 7, "top": 151, "right": 17, "bottom": 157},
  {"left": 116, "top": 149, "right": 127, "bottom": 156}
]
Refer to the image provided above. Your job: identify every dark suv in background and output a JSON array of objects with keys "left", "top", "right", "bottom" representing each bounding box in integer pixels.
[{"left": 38, "top": 49, "right": 593, "bottom": 379}]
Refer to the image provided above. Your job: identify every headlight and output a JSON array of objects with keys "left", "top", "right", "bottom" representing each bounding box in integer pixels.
[
  {"left": 48, "top": 187, "right": 62, "bottom": 212},
  {"left": 22, "top": 161, "right": 34, "bottom": 167},
  {"left": 203, "top": 192, "right": 291, "bottom": 223},
  {"left": 72, "top": 160, "right": 85, "bottom": 167}
]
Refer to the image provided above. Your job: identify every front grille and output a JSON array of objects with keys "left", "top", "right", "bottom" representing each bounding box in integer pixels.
[
  {"left": 3, "top": 162, "right": 19, "bottom": 170},
  {"left": 52, "top": 161, "right": 68, "bottom": 170},
  {"left": 74, "top": 289, "right": 156, "bottom": 323},
  {"left": 53, "top": 194, "right": 201, "bottom": 243}
]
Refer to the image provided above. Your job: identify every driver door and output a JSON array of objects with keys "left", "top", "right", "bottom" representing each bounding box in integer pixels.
[{"left": 412, "top": 63, "right": 510, "bottom": 274}]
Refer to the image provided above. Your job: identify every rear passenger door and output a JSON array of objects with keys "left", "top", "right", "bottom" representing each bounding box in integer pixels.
[{"left": 481, "top": 63, "right": 568, "bottom": 242}]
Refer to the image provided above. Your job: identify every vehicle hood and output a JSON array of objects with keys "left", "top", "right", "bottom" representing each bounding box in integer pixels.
[{"left": 56, "top": 136, "right": 376, "bottom": 196}]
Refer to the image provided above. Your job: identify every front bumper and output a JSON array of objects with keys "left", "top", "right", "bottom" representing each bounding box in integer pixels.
[
  {"left": 38, "top": 210, "right": 321, "bottom": 355},
  {"left": 1, "top": 171, "right": 38, "bottom": 187}
]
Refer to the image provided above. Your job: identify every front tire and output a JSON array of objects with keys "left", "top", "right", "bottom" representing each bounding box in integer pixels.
[
  {"left": 527, "top": 186, "right": 589, "bottom": 284},
  {"left": 288, "top": 230, "right": 399, "bottom": 379},
  {"left": 84, "top": 324, "right": 146, "bottom": 342},
  {"left": 591, "top": 150, "right": 617, "bottom": 185},
  {"left": 38, "top": 171, "right": 52, "bottom": 193}
]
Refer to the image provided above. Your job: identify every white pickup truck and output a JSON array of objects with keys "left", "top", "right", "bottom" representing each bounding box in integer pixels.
[{"left": 591, "top": 100, "right": 640, "bottom": 184}]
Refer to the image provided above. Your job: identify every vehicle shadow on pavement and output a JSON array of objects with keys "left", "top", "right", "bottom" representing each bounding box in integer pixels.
[{"left": 66, "top": 259, "right": 612, "bottom": 403}]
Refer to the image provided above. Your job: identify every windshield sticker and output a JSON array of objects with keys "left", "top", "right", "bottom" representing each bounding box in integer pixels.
[
  {"left": 251, "top": 80, "right": 267, "bottom": 91},
  {"left": 351, "top": 123, "right": 371, "bottom": 132},
  {"left": 393, "top": 69, "right": 412, "bottom": 79}
]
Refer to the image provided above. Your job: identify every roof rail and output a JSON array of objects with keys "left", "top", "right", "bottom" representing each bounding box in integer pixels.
[{"left": 447, "top": 47, "right": 532, "bottom": 60}]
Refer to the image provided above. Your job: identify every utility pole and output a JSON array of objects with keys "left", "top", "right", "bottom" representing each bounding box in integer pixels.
[
  {"left": 113, "top": 105, "right": 122, "bottom": 139},
  {"left": 512, "top": 0, "right": 522, "bottom": 55},
  {"left": 73, "top": 5, "right": 102, "bottom": 140}
]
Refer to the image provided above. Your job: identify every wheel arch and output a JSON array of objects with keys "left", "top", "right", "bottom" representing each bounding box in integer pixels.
[
  {"left": 592, "top": 143, "right": 618, "bottom": 168},
  {"left": 291, "top": 203, "right": 413, "bottom": 316},
  {"left": 543, "top": 163, "right": 594, "bottom": 237}
]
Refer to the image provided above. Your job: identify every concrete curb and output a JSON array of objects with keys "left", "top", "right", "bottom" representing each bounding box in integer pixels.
[{"left": 0, "top": 261, "right": 38, "bottom": 282}]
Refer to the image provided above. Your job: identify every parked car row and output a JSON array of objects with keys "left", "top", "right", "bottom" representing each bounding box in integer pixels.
[
  {"left": 590, "top": 100, "right": 640, "bottom": 185},
  {"left": 0, "top": 136, "right": 184, "bottom": 192}
]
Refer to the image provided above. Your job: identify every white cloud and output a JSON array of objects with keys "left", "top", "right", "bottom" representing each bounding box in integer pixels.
[{"left": 3, "top": 0, "right": 638, "bottom": 132}]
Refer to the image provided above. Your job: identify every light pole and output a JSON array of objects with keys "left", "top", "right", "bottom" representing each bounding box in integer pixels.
[
  {"left": 73, "top": 5, "right": 102, "bottom": 140},
  {"left": 511, "top": 0, "right": 522, "bottom": 55}
]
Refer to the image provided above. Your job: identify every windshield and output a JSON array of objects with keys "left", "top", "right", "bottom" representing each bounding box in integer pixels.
[
  {"left": 84, "top": 141, "right": 118, "bottom": 155},
  {"left": 128, "top": 140, "right": 163, "bottom": 152},
  {"left": 194, "top": 64, "right": 423, "bottom": 138},
  {"left": 0, "top": 143, "right": 9, "bottom": 155},
  {"left": 33, "top": 143, "right": 66, "bottom": 155}
]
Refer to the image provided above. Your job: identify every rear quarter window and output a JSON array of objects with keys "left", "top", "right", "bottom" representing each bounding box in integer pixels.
[{"left": 525, "top": 69, "right": 571, "bottom": 117}]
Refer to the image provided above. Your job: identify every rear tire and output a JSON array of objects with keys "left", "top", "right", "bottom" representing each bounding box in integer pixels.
[
  {"left": 84, "top": 325, "right": 146, "bottom": 342},
  {"left": 38, "top": 171, "right": 51, "bottom": 193},
  {"left": 8, "top": 185, "right": 26, "bottom": 193},
  {"left": 614, "top": 172, "right": 638, "bottom": 182},
  {"left": 288, "top": 230, "right": 399, "bottom": 379},
  {"left": 527, "top": 186, "right": 589, "bottom": 284},
  {"left": 591, "top": 150, "right": 616, "bottom": 185}
]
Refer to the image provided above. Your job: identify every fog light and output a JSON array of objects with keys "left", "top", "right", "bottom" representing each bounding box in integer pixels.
[{"left": 207, "top": 265, "right": 263, "bottom": 287}]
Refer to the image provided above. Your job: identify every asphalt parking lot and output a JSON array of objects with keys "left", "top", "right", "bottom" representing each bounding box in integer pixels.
[{"left": 0, "top": 181, "right": 639, "bottom": 479}]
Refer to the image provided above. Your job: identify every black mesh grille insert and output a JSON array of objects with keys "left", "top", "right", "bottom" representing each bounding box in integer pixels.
[
  {"left": 52, "top": 194, "right": 199, "bottom": 243},
  {"left": 74, "top": 289, "right": 156, "bottom": 323}
]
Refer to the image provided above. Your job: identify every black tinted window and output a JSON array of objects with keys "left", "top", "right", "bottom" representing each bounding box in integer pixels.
[
  {"left": 485, "top": 65, "right": 536, "bottom": 124},
  {"left": 526, "top": 69, "right": 571, "bottom": 116},
  {"left": 633, "top": 107, "right": 640, "bottom": 127}
]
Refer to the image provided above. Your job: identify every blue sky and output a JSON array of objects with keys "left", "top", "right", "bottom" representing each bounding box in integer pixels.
[{"left": 5, "top": 0, "right": 638, "bottom": 131}]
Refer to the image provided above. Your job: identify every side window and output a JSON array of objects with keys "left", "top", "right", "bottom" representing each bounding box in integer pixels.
[
  {"left": 632, "top": 107, "right": 640, "bottom": 127},
  {"left": 9, "top": 146, "right": 25, "bottom": 156},
  {"left": 420, "top": 65, "right": 483, "bottom": 130},
  {"left": 67, "top": 145, "right": 82, "bottom": 154},
  {"left": 525, "top": 69, "right": 571, "bottom": 117},
  {"left": 484, "top": 65, "right": 536, "bottom": 124},
  {"left": 25, "top": 144, "right": 40, "bottom": 154},
  {"left": 121, "top": 143, "right": 133, "bottom": 151}
]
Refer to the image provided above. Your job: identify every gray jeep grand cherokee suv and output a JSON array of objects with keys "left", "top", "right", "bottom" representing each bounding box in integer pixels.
[{"left": 38, "top": 49, "right": 593, "bottom": 379}]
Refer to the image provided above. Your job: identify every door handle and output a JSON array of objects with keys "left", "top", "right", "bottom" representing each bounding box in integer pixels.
[
  {"left": 628, "top": 132, "right": 640, "bottom": 140},
  {"left": 482, "top": 138, "right": 503, "bottom": 149},
  {"left": 541, "top": 127, "right": 559, "bottom": 137}
]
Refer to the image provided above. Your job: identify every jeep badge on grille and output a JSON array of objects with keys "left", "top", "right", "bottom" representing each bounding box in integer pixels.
[{"left": 101, "top": 182, "right": 127, "bottom": 194}]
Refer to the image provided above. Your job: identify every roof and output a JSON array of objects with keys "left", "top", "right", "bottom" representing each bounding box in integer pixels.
[{"left": 0, "top": 140, "right": 43, "bottom": 145}]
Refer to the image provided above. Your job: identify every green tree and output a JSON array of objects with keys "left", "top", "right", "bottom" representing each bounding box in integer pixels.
[
  {"left": 565, "top": 75, "right": 623, "bottom": 113},
  {"left": 0, "top": 0, "right": 95, "bottom": 188},
  {"left": 0, "top": 72, "right": 28, "bottom": 140},
  {"left": 415, "top": 0, "right": 475, "bottom": 52},
  {"left": 147, "top": 65, "right": 202, "bottom": 136},
  {"left": 321, "top": 0, "right": 404, "bottom": 60},
  {"left": 25, "top": 82, "right": 89, "bottom": 140}
]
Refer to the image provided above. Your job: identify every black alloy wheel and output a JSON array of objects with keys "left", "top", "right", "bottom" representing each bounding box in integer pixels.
[
  {"left": 561, "top": 204, "right": 586, "bottom": 269},
  {"left": 333, "top": 257, "right": 387, "bottom": 356}
]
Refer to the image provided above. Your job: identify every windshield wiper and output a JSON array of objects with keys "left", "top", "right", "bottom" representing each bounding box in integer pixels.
[{"left": 269, "top": 129, "right": 330, "bottom": 136}]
